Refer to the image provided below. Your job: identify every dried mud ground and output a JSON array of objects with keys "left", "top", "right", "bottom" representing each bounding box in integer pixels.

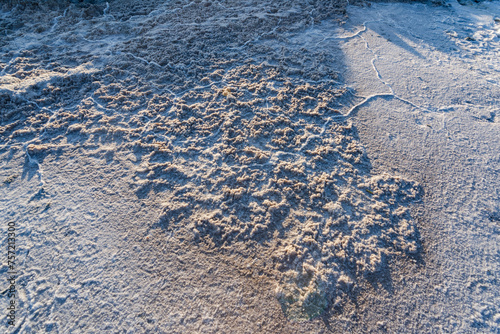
[{"left": 0, "top": 0, "right": 499, "bottom": 333}]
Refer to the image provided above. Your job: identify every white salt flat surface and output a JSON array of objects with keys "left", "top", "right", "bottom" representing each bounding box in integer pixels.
[{"left": 0, "top": 0, "right": 498, "bottom": 332}]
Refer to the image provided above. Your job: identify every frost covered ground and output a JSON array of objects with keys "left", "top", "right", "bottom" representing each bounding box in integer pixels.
[{"left": 0, "top": 0, "right": 499, "bottom": 332}]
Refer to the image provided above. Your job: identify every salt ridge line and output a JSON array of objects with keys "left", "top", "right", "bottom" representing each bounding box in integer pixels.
[
  {"left": 50, "top": 7, "right": 68, "bottom": 33},
  {"left": 23, "top": 143, "right": 44, "bottom": 187},
  {"left": 314, "top": 20, "right": 375, "bottom": 47}
]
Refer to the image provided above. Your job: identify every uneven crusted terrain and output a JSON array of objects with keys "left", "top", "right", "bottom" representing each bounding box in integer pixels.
[{"left": 1, "top": 0, "right": 498, "bottom": 332}]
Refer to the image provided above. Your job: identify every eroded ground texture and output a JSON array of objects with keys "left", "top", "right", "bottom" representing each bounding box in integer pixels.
[{"left": 1, "top": 0, "right": 497, "bottom": 333}]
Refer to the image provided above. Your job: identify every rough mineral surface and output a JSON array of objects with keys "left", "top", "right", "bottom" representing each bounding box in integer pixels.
[{"left": 0, "top": 0, "right": 421, "bottom": 321}]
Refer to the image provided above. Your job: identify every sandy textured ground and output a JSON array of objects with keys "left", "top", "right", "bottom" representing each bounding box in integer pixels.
[{"left": 0, "top": 0, "right": 499, "bottom": 333}]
